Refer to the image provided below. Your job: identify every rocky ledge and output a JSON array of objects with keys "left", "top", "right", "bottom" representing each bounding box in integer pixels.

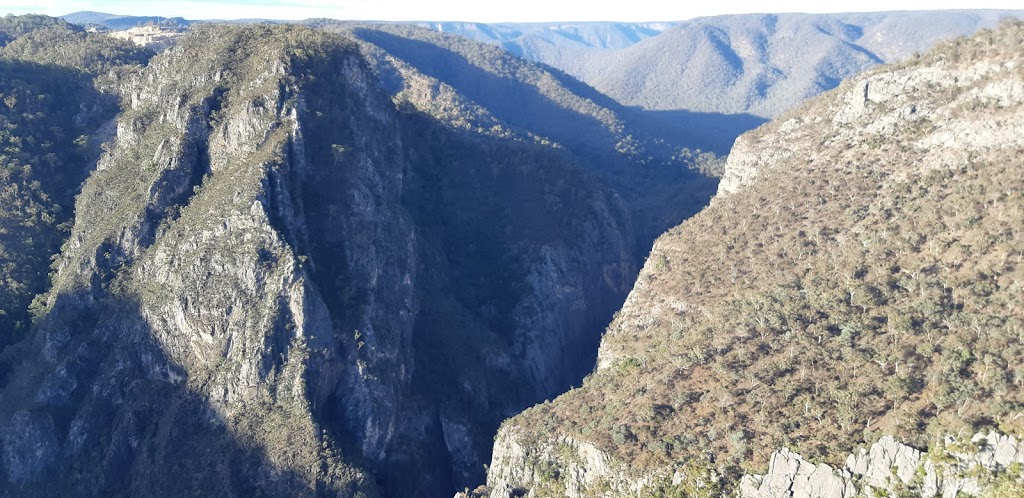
[{"left": 742, "top": 431, "right": 1024, "bottom": 498}]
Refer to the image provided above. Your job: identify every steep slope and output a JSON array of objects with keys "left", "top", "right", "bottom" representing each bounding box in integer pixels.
[
  {"left": 0, "top": 18, "right": 701, "bottom": 497},
  {"left": 306, "top": 21, "right": 719, "bottom": 495},
  {"left": 380, "top": 115, "right": 637, "bottom": 495},
  {"left": 2, "top": 24, "right": 397, "bottom": 497},
  {"left": 316, "top": 22, "right": 720, "bottom": 247},
  {"left": 574, "top": 11, "right": 1023, "bottom": 117},
  {"left": 486, "top": 20, "right": 1024, "bottom": 497},
  {"left": 0, "top": 15, "right": 151, "bottom": 348}
]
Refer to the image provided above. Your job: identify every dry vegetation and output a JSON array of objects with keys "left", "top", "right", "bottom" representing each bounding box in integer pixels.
[{"left": 505, "top": 20, "right": 1024, "bottom": 494}]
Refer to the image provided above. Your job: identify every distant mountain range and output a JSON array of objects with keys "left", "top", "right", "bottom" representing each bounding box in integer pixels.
[
  {"left": 408, "top": 21, "right": 676, "bottom": 70},
  {"left": 414, "top": 21, "right": 676, "bottom": 50},
  {"left": 60, "top": 11, "right": 190, "bottom": 29},
  {"left": 561, "top": 10, "right": 1024, "bottom": 117},
  {"left": 58, "top": 9, "right": 1024, "bottom": 150},
  {"left": 398, "top": 11, "right": 1024, "bottom": 119}
]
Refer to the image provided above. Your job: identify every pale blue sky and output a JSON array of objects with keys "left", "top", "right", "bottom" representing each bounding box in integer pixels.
[{"left": 2, "top": 0, "right": 1023, "bottom": 22}]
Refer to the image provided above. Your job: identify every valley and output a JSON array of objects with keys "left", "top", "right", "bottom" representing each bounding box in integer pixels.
[{"left": 0, "top": 8, "right": 1021, "bottom": 498}]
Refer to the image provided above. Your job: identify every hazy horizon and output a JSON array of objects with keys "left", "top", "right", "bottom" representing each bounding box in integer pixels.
[{"left": 3, "top": 0, "right": 1024, "bottom": 23}]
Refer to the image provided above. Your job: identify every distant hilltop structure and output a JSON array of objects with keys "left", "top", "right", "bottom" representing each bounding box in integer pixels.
[{"left": 109, "top": 24, "right": 182, "bottom": 50}]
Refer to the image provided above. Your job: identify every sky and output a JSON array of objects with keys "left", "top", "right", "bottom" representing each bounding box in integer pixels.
[{"left": 1, "top": 0, "right": 1023, "bottom": 23}]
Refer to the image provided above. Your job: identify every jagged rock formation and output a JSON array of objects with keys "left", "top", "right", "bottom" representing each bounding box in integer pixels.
[
  {"left": 0, "top": 17, "right": 718, "bottom": 498},
  {"left": 483, "top": 430, "right": 1024, "bottom": 498},
  {"left": 486, "top": 426, "right": 652, "bottom": 498},
  {"left": 3, "top": 24, "right": 394, "bottom": 497},
  {"left": 741, "top": 431, "right": 1024, "bottom": 497},
  {"left": 484, "top": 20, "right": 1024, "bottom": 498}
]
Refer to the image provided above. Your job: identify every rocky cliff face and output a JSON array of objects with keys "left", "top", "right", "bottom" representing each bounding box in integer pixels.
[
  {"left": 742, "top": 431, "right": 1024, "bottom": 498},
  {"left": 484, "top": 20, "right": 1024, "bottom": 498},
  {"left": 484, "top": 429, "right": 1024, "bottom": 498},
  {"left": 485, "top": 426, "right": 654, "bottom": 498},
  {"left": 2, "top": 24, "right": 401, "bottom": 496},
  {"left": 0, "top": 19, "right": 678, "bottom": 497},
  {"left": 309, "top": 22, "right": 719, "bottom": 495},
  {"left": 719, "top": 30, "right": 1024, "bottom": 196}
]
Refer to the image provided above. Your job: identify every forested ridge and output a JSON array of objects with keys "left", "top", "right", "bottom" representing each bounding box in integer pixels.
[{"left": 0, "top": 15, "right": 151, "bottom": 346}]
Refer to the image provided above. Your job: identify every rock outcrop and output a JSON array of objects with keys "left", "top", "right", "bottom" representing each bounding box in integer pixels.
[
  {"left": 719, "top": 34, "right": 1024, "bottom": 196},
  {"left": 485, "top": 430, "right": 1024, "bottom": 498},
  {"left": 487, "top": 426, "right": 625, "bottom": 498},
  {"left": 3, "top": 25, "right": 398, "bottom": 496},
  {"left": 1, "top": 19, "right": 694, "bottom": 497},
  {"left": 741, "top": 431, "right": 1024, "bottom": 498}
]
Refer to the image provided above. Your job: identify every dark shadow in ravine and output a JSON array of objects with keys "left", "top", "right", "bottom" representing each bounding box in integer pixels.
[
  {"left": 350, "top": 27, "right": 724, "bottom": 262},
  {"left": 0, "top": 59, "right": 120, "bottom": 351},
  {"left": 0, "top": 291, "right": 367, "bottom": 497},
  {"left": 636, "top": 108, "right": 769, "bottom": 155},
  {"left": 302, "top": 28, "right": 729, "bottom": 496},
  {"left": 351, "top": 28, "right": 628, "bottom": 168},
  {"left": 361, "top": 107, "right": 642, "bottom": 497}
]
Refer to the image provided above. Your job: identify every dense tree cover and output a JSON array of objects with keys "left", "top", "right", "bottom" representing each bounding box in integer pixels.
[
  {"left": 0, "top": 14, "right": 69, "bottom": 41},
  {"left": 505, "top": 21, "right": 1024, "bottom": 495},
  {"left": 0, "top": 15, "right": 151, "bottom": 346}
]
